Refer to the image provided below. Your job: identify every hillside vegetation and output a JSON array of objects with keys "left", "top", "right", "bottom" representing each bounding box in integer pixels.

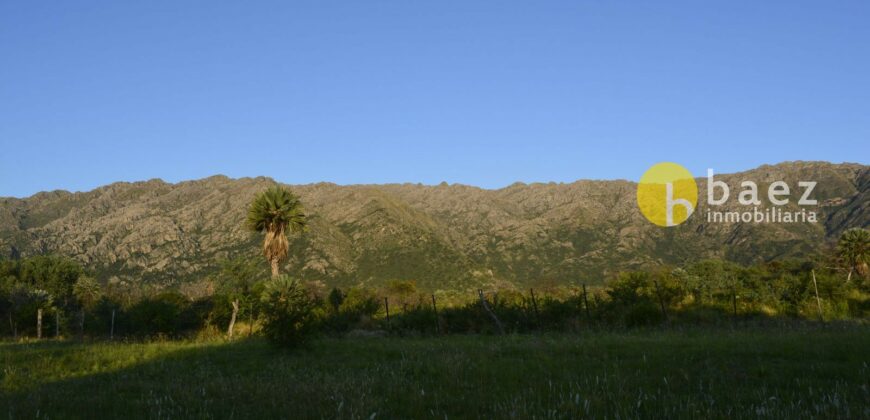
[{"left": 0, "top": 162, "right": 866, "bottom": 293}]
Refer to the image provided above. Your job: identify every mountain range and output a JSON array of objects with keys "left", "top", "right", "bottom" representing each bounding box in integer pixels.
[{"left": 1, "top": 161, "right": 867, "bottom": 293}]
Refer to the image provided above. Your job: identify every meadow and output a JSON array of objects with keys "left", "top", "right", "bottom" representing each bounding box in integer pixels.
[{"left": 3, "top": 325, "right": 868, "bottom": 419}]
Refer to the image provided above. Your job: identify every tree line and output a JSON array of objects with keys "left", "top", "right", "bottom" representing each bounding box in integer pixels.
[
  {"left": 1, "top": 249, "right": 867, "bottom": 344},
  {"left": 0, "top": 186, "right": 867, "bottom": 347}
]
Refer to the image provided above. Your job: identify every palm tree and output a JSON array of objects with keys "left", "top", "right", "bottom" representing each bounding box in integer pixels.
[
  {"left": 245, "top": 186, "right": 307, "bottom": 278},
  {"left": 73, "top": 276, "right": 101, "bottom": 339},
  {"left": 837, "top": 228, "right": 869, "bottom": 283}
]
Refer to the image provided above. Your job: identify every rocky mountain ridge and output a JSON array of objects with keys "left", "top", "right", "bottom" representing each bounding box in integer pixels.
[{"left": 0, "top": 161, "right": 867, "bottom": 292}]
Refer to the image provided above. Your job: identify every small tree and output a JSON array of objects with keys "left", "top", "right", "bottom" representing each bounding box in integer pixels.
[
  {"left": 32, "top": 289, "right": 53, "bottom": 339},
  {"left": 73, "top": 276, "right": 102, "bottom": 337},
  {"left": 837, "top": 228, "right": 869, "bottom": 283},
  {"left": 215, "top": 257, "right": 263, "bottom": 339},
  {"left": 387, "top": 280, "right": 418, "bottom": 311},
  {"left": 605, "top": 272, "right": 665, "bottom": 326},
  {"left": 328, "top": 287, "right": 344, "bottom": 313},
  {"left": 260, "top": 275, "right": 316, "bottom": 348}
]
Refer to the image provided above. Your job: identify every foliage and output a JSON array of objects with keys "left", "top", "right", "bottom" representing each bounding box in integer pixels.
[
  {"left": 318, "top": 287, "right": 382, "bottom": 333},
  {"left": 327, "top": 287, "right": 344, "bottom": 312},
  {"left": 126, "top": 292, "right": 204, "bottom": 337},
  {"left": 838, "top": 228, "right": 869, "bottom": 280},
  {"left": 73, "top": 276, "right": 102, "bottom": 310},
  {"left": 0, "top": 256, "right": 84, "bottom": 337},
  {"left": 212, "top": 257, "right": 265, "bottom": 335},
  {"left": 245, "top": 186, "right": 306, "bottom": 276},
  {"left": 1, "top": 250, "right": 869, "bottom": 340},
  {"left": 259, "top": 275, "right": 316, "bottom": 348},
  {"left": 214, "top": 257, "right": 263, "bottom": 299}
]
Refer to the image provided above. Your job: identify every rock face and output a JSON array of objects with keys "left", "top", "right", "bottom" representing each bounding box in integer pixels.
[{"left": 0, "top": 162, "right": 867, "bottom": 292}]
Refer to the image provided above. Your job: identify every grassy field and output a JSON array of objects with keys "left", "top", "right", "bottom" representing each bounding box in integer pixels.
[{"left": 2, "top": 326, "right": 868, "bottom": 419}]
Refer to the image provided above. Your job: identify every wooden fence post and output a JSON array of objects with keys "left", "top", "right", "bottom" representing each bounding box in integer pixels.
[
  {"left": 249, "top": 301, "right": 254, "bottom": 337},
  {"left": 431, "top": 294, "right": 440, "bottom": 334},
  {"left": 110, "top": 309, "right": 115, "bottom": 340},
  {"left": 37, "top": 308, "right": 43, "bottom": 339},
  {"left": 384, "top": 297, "right": 391, "bottom": 327},
  {"left": 478, "top": 289, "right": 505, "bottom": 335},
  {"left": 731, "top": 288, "right": 738, "bottom": 320}
]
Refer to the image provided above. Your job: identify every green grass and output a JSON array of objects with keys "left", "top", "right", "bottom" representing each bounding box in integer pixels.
[{"left": 2, "top": 327, "right": 869, "bottom": 419}]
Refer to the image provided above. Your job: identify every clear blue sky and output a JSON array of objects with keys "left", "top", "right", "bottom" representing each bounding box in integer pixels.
[{"left": 1, "top": 1, "right": 868, "bottom": 197}]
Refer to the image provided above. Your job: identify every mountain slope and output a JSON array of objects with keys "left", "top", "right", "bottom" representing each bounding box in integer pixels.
[{"left": 0, "top": 162, "right": 866, "bottom": 292}]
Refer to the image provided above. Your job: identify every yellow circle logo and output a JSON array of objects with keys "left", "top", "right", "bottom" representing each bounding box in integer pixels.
[{"left": 637, "top": 162, "right": 698, "bottom": 227}]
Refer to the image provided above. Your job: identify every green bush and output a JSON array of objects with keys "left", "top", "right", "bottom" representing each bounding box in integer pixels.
[
  {"left": 259, "top": 275, "right": 317, "bottom": 348},
  {"left": 127, "top": 292, "right": 190, "bottom": 337},
  {"left": 321, "top": 287, "right": 382, "bottom": 333}
]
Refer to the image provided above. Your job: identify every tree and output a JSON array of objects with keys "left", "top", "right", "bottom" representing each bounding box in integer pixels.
[
  {"left": 215, "top": 257, "right": 263, "bottom": 339},
  {"left": 245, "top": 186, "right": 307, "bottom": 278},
  {"left": 32, "top": 289, "right": 53, "bottom": 339},
  {"left": 327, "top": 287, "right": 344, "bottom": 313},
  {"left": 20, "top": 256, "right": 84, "bottom": 336},
  {"left": 259, "top": 275, "right": 316, "bottom": 348},
  {"left": 0, "top": 257, "right": 84, "bottom": 339},
  {"left": 20, "top": 256, "right": 83, "bottom": 302},
  {"left": 386, "top": 280, "right": 418, "bottom": 310},
  {"left": 4, "top": 284, "right": 29, "bottom": 339},
  {"left": 837, "top": 228, "right": 869, "bottom": 283},
  {"left": 73, "top": 276, "right": 102, "bottom": 337},
  {"left": 3, "top": 283, "right": 51, "bottom": 339},
  {"left": 605, "top": 271, "right": 672, "bottom": 326}
]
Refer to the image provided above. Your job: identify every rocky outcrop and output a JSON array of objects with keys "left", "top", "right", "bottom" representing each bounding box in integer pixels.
[{"left": 0, "top": 162, "right": 866, "bottom": 292}]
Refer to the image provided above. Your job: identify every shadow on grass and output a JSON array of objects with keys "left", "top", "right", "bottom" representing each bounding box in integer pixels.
[{"left": 3, "top": 325, "right": 869, "bottom": 419}]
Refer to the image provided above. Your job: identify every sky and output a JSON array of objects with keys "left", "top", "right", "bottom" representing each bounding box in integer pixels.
[{"left": 1, "top": 1, "right": 868, "bottom": 197}]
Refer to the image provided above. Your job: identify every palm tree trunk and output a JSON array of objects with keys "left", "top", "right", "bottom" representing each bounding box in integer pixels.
[
  {"left": 270, "top": 258, "right": 280, "bottom": 278},
  {"left": 227, "top": 299, "right": 239, "bottom": 339}
]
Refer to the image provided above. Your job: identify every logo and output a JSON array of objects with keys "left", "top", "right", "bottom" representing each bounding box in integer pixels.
[
  {"left": 637, "top": 162, "right": 819, "bottom": 227},
  {"left": 637, "top": 162, "right": 698, "bottom": 227}
]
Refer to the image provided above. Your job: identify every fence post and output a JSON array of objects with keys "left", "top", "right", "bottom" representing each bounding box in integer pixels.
[
  {"left": 37, "top": 308, "right": 43, "bottom": 339},
  {"left": 384, "top": 297, "right": 391, "bottom": 327},
  {"left": 55, "top": 310, "right": 60, "bottom": 338},
  {"left": 811, "top": 270, "right": 824, "bottom": 322},
  {"left": 478, "top": 289, "right": 505, "bottom": 335},
  {"left": 431, "top": 294, "right": 440, "bottom": 334},
  {"left": 731, "top": 288, "right": 738, "bottom": 320},
  {"left": 249, "top": 301, "right": 254, "bottom": 337},
  {"left": 110, "top": 309, "right": 115, "bottom": 340},
  {"left": 582, "top": 284, "right": 591, "bottom": 321}
]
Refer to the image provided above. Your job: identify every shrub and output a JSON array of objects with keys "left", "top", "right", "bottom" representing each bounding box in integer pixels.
[
  {"left": 259, "top": 275, "right": 317, "bottom": 348},
  {"left": 127, "top": 292, "right": 190, "bottom": 337},
  {"left": 328, "top": 287, "right": 344, "bottom": 313},
  {"left": 84, "top": 296, "right": 122, "bottom": 336},
  {"left": 603, "top": 272, "right": 666, "bottom": 326}
]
